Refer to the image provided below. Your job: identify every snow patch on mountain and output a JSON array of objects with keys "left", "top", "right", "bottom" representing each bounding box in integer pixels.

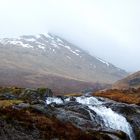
[
  {"left": 64, "top": 45, "right": 80, "bottom": 56},
  {"left": 57, "top": 38, "right": 63, "bottom": 43},
  {"left": 38, "top": 45, "right": 45, "bottom": 50},
  {"left": 67, "top": 56, "right": 71, "bottom": 60},
  {"left": 71, "top": 50, "right": 80, "bottom": 56},
  {"left": 9, "top": 40, "right": 34, "bottom": 48},
  {"left": 96, "top": 57, "right": 110, "bottom": 67},
  {"left": 45, "top": 33, "right": 54, "bottom": 40},
  {"left": 50, "top": 42, "right": 59, "bottom": 48},
  {"left": 0, "top": 33, "right": 112, "bottom": 67}
]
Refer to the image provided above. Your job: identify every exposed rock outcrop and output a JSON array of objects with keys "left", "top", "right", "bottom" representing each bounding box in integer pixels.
[{"left": 1, "top": 87, "right": 140, "bottom": 140}]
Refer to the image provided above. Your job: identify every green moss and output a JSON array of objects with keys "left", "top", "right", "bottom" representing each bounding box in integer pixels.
[
  {"left": 37, "top": 87, "right": 53, "bottom": 97},
  {"left": 37, "top": 88, "right": 47, "bottom": 95}
]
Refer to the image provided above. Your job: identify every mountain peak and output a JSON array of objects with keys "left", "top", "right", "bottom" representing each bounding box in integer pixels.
[{"left": 0, "top": 33, "right": 128, "bottom": 84}]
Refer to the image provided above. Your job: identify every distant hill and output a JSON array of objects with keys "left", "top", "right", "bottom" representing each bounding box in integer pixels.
[
  {"left": 113, "top": 71, "right": 140, "bottom": 89},
  {"left": 0, "top": 68, "right": 110, "bottom": 95}
]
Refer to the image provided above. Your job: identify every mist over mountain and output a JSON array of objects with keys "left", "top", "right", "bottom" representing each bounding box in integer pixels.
[{"left": 0, "top": 0, "right": 140, "bottom": 71}]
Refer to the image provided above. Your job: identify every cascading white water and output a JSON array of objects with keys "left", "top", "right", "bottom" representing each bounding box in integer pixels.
[
  {"left": 89, "top": 106, "right": 134, "bottom": 139},
  {"left": 46, "top": 97, "right": 64, "bottom": 104},
  {"left": 76, "top": 96, "right": 134, "bottom": 140},
  {"left": 46, "top": 96, "right": 135, "bottom": 140}
]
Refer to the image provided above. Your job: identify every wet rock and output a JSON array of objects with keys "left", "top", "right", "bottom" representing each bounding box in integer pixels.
[
  {"left": 69, "top": 96, "right": 76, "bottom": 101},
  {"left": 56, "top": 95, "right": 65, "bottom": 102}
]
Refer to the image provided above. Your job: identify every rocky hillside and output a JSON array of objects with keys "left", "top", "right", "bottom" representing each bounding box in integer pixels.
[
  {"left": 1, "top": 87, "right": 140, "bottom": 140},
  {"left": 113, "top": 71, "right": 140, "bottom": 89},
  {"left": 0, "top": 33, "right": 127, "bottom": 89}
]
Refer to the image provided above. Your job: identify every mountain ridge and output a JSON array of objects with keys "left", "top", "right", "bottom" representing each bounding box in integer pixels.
[{"left": 0, "top": 33, "right": 128, "bottom": 93}]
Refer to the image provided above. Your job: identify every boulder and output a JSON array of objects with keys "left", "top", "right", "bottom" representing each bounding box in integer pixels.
[{"left": 19, "top": 88, "right": 53, "bottom": 102}]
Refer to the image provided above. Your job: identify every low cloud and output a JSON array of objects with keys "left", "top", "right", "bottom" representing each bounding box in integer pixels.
[{"left": 0, "top": 0, "right": 139, "bottom": 72}]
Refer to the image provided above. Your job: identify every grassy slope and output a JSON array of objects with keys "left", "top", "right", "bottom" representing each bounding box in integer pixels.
[{"left": 94, "top": 88, "right": 140, "bottom": 105}]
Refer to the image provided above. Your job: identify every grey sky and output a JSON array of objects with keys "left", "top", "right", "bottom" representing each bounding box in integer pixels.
[{"left": 0, "top": 0, "right": 140, "bottom": 72}]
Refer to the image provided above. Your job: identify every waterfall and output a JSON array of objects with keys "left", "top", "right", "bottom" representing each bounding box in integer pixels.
[
  {"left": 76, "top": 96, "right": 135, "bottom": 140},
  {"left": 46, "top": 96, "right": 135, "bottom": 140},
  {"left": 89, "top": 105, "right": 134, "bottom": 139}
]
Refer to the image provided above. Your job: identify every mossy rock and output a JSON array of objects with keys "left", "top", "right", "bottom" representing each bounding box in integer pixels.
[
  {"left": 19, "top": 88, "right": 53, "bottom": 102},
  {"left": 37, "top": 88, "right": 53, "bottom": 97}
]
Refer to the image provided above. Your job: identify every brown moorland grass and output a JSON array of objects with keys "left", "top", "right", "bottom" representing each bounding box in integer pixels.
[
  {"left": 94, "top": 89, "right": 140, "bottom": 105},
  {"left": 65, "top": 92, "right": 83, "bottom": 97}
]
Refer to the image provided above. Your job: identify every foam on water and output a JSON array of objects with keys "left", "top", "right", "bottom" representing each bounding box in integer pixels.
[
  {"left": 46, "top": 97, "right": 63, "bottom": 105},
  {"left": 89, "top": 105, "right": 134, "bottom": 140},
  {"left": 76, "top": 96, "right": 102, "bottom": 105}
]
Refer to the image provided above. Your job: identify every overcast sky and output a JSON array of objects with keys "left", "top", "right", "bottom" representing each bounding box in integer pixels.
[{"left": 0, "top": 0, "right": 140, "bottom": 72}]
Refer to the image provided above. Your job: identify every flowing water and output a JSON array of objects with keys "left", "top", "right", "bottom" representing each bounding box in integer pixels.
[
  {"left": 46, "top": 97, "right": 64, "bottom": 104},
  {"left": 46, "top": 96, "right": 135, "bottom": 140}
]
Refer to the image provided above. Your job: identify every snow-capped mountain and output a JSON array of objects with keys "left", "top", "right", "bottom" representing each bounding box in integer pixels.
[{"left": 0, "top": 33, "right": 127, "bottom": 86}]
